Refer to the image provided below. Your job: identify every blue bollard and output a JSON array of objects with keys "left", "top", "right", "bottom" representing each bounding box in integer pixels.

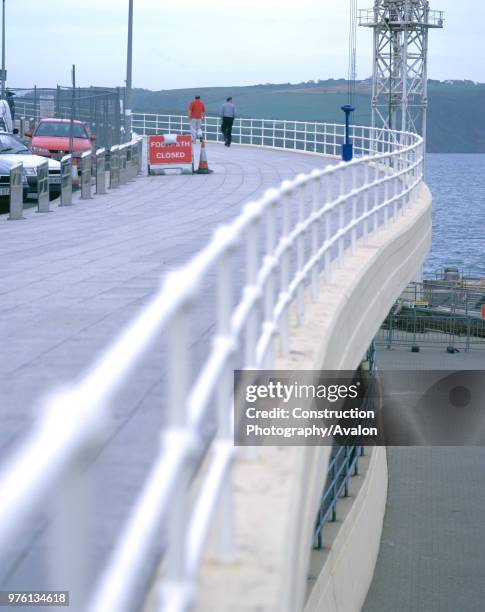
[{"left": 341, "top": 104, "right": 355, "bottom": 162}]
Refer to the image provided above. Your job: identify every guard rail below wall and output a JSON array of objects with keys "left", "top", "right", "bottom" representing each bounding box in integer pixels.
[
  {"left": 314, "top": 345, "right": 377, "bottom": 549},
  {"left": 0, "top": 118, "right": 426, "bottom": 612}
]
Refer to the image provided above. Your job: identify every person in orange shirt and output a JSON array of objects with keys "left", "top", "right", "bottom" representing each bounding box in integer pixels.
[{"left": 188, "top": 95, "right": 206, "bottom": 144}]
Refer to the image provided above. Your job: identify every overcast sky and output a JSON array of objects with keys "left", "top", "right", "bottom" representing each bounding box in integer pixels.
[{"left": 6, "top": 0, "right": 484, "bottom": 91}]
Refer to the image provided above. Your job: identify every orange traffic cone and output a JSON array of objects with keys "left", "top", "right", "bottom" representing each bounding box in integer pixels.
[{"left": 197, "top": 140, "right": 212, "bottom": 174}]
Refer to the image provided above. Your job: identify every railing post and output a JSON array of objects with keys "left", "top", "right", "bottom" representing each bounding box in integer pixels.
[
  {"left": 160, "top": 297, "right": 193, "bottom": 609},
  {"left": 263, "top": 191, "right": 278, "bottom": 367},
  {"left": 8, "top": 162, "right": 24, "bottom": 221},
  {"left": 37, "top": 160, "right": 50, "bottom": 213},
  {"left": 351, "top": 165, "right": 357, "bottom": 255},
  {"left": 279, "top": 183, "right": 292, "bottom": 355},
  {"left": 324, "top": 177, "right": 332, "bottom": 284},
  {"left": 383, "top": 171, "right": 389, "bottom": 226},
  {"left": 245, "top": 216, "right": 260, "bottom": 367},
  {"left": 60, "top": 155, "right": 73, "bottom": 206},
  {"left": 363, "top": 163, "right": 369, "bottom": 244},
  {"left": 49, "top": 448, "right": 93, "bottom": 612},
  {"left": 96, "top": 148, "right": 106, "bottom": 195},
  {"left": 296, "top": 179, "right": 306, "bottom": 325},
  {"left": 344, "top": 446, "right": 349, "bottom": 497},
  {"left": 80, "top": 152, "right": 92, "bottom": 200},
  {"left": 373, "top": 165, "right": 379, "bottom": 232},
  {"left": 338, "top": 167, "right": 345, "bottom": 266},
  {"left": 109, "top": 145, "right": 120, "bottom": 189},
  {"left": 215, "top": 246, "right": 235, "bottom": 561},
  {"left": 310, "top": 171, "right": 320, "bottom": 302},
  {"left": 331, "top": 463, "right": 337, "bottom": 522}
]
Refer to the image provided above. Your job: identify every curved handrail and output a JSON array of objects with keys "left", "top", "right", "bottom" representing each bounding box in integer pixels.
[
  {"left": 0, "top": 116, "right": 425, "bottom": 612},
  {"left": 132, "top": 112, "right": 411, "bottom": 158}
]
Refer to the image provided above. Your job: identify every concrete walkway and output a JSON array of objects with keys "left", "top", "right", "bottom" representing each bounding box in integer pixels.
[
  {"left": 363, "top": 344, "right": 485, "bottom": 612},
  {"left": 0, "top": 144, "right": 335, "bottom": 446},
  {"left": 0, "top": 144, "right": 335, "bottom": 594}
]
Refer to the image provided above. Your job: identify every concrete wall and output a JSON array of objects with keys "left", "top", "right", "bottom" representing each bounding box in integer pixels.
[
  {"left": 304, "top": 447, "right": 388, "bottom": 612},
  {"left": 144, "top": 181, "right": 432, "bottom": 612}
]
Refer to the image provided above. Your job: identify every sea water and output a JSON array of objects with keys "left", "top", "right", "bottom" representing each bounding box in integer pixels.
[{"left": 424, "top": 154, "right": 485, "bottom": 279}]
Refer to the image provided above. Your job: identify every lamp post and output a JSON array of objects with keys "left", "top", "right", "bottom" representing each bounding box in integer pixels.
[
  {"left": 1, "top": 0, "right": 6, "bottom": 98},
  {"left": 341, "top": 104, "right": 355, "bottom": 161},
  {"left": 125, "top": 0, "right": 133, "bottom": 142}
]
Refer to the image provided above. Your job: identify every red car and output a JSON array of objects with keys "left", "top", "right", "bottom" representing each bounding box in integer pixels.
[{"left": 26, "top": 118, "right": 96, "bottom": 165}]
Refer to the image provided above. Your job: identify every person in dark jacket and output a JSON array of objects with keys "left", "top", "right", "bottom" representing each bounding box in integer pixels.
[{"left": 220, "top": 97, "right": 236, "bottom": 147}]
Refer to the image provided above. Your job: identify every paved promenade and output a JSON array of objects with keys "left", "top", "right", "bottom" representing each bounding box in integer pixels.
[
  {"left": 0, "top": 144, "right": 335, "bottom": 593},
  {"left": 363, "top": 344, "right": 485, "bottom": 612}
]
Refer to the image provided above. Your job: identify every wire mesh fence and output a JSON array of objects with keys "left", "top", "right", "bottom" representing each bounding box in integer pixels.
[
  {"left": 9, "top": 86, "right": 124, "bottom": 150},
  {"left": 400, "top": 281, "right": 485, "bottom": 316},
  {"left": 376, "top": 281, "right": 485, "bottom": 353}
]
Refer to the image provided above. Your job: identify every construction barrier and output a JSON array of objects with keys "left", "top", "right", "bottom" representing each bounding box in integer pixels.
[{"left": 148, "top": 134, "right": 194, "bottom": 175}]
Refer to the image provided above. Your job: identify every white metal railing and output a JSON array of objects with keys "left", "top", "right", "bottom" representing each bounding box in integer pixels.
[
  {"left": 132, "top": 113, "right": 408, "bottom": 158},
  {"left": 0, "top": 116, "right": 425, "bottom": 612}
]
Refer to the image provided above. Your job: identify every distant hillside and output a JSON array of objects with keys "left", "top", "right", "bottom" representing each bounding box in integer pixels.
[{"left": 132, "top": 79, "right": 485, "bottom": 153}]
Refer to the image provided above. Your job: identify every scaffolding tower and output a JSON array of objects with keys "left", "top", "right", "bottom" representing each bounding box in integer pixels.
[{"left": 359, "top": 1, "right": 443, "bottom": 148}]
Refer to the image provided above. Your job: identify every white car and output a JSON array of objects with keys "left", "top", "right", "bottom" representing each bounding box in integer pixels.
[
  {"left": 0, "top": 100, "right": 13, "bottom": 133},
  {"left": 0, "top": 132, "right": 61, "bottom": 199}
]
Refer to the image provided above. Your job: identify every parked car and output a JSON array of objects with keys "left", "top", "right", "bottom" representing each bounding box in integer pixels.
[
  {"left": 0, "top": 132, "right": 62, "bottom": 199},
  {"left": 0, "top": 157, "right": 28, "bottom": 214},
  {"left": 26, "top": 118, "right": 95, "bottom": 164},
  {"left": 0, "top": 99, "right": 13, "bottom": 133}
]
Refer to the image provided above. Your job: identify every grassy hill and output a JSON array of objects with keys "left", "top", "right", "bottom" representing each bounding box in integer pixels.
[{"left": 132, "top": 79, "right": 485, "bottom": 153}]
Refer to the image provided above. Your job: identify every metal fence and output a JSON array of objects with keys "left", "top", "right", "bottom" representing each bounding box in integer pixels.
[
  {"left": 377, "top": 312, "right": 485, "bottom": 351},
  {"left": 132, "top": 113, "right": 413, "bottom": 157},
  {"left": 313, "top": 345, "right": 376, "bottom": 549},
  {"left": 0, "top": 119, "right": 425, "bottom": 612},
  {"left": 10, "top": 86, "right": 123, "bottom": 149},
  {"left": 400, "top": 281, "right": 485, "bottom": 316},
  {"left": 376, "top": 281, "right": 485, "bottom": 351}
]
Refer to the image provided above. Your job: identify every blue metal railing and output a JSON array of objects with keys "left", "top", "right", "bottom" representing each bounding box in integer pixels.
[
  {"left": 314, "top": 444, "right": 364, "bottom": 549},
  {"left": 314, "top": 344, "right": 376, "bottom": 549}
]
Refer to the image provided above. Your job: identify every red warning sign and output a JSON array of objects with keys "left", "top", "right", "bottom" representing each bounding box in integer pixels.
[{"left": 148, "top": 135, "right": 193, "bottom": 166}]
